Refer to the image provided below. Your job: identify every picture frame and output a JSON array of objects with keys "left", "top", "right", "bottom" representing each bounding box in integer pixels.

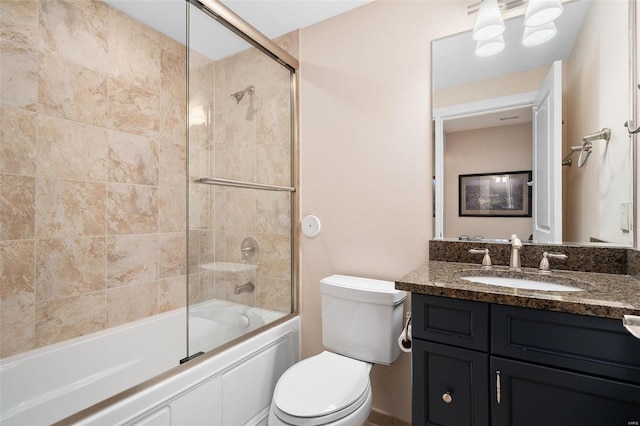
[{"left": 459, "top": 171, "right": 532, "bottom": 217}]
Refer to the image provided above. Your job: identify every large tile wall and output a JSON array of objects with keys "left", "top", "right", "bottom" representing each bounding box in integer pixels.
[
  {"left": 0, "top": 0, "right": 187, "bottom": 358},
  {"left": 188, "top": 31, "right": 298, "bottom": 314}
]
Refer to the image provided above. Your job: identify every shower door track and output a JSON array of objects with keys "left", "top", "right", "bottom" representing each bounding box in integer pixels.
[{"left": 196, "top": 177, "right": 296, "bottom": 192}]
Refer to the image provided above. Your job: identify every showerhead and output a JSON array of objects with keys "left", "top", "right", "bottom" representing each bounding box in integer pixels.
[{"left": 231, "top": 85, "right": 255, "bottom": 104}]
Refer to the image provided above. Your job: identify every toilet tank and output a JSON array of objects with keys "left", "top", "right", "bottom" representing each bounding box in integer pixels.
[{"left": 320, "top": 275, "right": 407, "bottom": 365}]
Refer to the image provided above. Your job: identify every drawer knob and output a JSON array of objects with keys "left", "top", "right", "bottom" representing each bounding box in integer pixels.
[{"left": 442, "top": 392, "right": 453, "bottom": 404}]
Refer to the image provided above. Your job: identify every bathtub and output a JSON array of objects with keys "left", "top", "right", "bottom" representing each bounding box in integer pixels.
[{"left": 0, "top": 300, "right": 297, "bottom": 426}]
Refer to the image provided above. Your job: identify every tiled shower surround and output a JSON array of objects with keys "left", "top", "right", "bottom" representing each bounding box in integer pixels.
[{"left": 0, "top": 0, "right": 297, "bottom": 358}]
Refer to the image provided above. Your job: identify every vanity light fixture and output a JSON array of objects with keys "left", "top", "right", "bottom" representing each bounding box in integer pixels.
[
  {"left": 475, "top": 35, "right": 506, "bottom": 57},
  {"left": 524, "top": 0, "right": 563, "bottom": 28},
  {"left": 522, "top": 21, "right": 557, "bottom": 46},
  {"left": 472, "top": 0, "right": 505, "bottom": 41},
  {"left": 470, "top": 0, "right": 562, "bottom": 56}
]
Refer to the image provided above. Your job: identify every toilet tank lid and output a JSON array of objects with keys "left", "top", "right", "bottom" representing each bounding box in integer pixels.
[{"left": 320, "top": 275, "right": 407, "bottom": 305}]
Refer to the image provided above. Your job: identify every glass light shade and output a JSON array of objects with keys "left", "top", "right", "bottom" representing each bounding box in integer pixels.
[
  {"left": 522, "top": 22, "right": 557, "bottom": 46},
  {"left": 524, "top": 0, "right": 563, "bottom": 27},
  {"left": 472, "top": 0, "right": 505, "bottom": 41},
  {"left": 475, "top": 35, "right": 505, "bottom": 57}
]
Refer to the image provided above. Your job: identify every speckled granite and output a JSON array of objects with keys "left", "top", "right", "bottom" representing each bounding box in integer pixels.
[
  {"left": 429, "top": 239, "right": 630, "bottom": 275},
  {"left": 629, "top": 248, "right": 640, "bottom": 280},
  {"left": 396, "top": 261, "right": 640, "bottom": 319}
]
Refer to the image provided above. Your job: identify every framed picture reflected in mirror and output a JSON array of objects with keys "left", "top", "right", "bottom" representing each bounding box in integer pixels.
[{"left": 459, "top": 171, "right": 532, "bottom": 217}]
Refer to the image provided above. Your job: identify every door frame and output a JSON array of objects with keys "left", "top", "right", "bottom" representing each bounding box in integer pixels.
[{"left": 433, "top": 91, "right": 537, "bottom": 239}]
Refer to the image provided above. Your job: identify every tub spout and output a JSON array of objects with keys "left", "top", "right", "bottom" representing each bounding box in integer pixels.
[{"left": 234, "top": 281, "right": 255, "bottom": 295}]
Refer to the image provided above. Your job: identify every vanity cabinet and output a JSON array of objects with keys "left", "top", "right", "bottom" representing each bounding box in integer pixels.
[{"left": 412, "top": 294, "right": 640, "bottom": 426}]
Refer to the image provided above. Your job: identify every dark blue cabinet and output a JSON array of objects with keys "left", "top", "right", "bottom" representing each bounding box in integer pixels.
[
  {"left": 491, "top": 357, "right": 640, "bottom": 426},
  {"left": 413, "top": 339, "right": 488, "bottom": 425},
  {"left": 411, "top": 294, "right": 640, "bottom": 426}
]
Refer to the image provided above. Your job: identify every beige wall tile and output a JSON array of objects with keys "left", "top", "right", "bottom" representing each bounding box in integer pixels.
[
  {"left": 161, "top": 93, "right": 186, "bottom": 145},
  {"left": 0, "top": 300, "right": 35, "bottom": 357},
  {"left": 36, "top": 177, "right": 107, "bottom": 238},
  {"left": 223, "top": 190, "right": 257, "bottom": 232},
  {"left": 37, "top": 115, "right": 109, "bottom": 181},
  {"left": 35, "top": 292, "right": 106, "bottom": 347},
  {"left": 107, "top": 78, "right": 159, "bottom": 137},
  {"left": 256, "top": 233, "right": 291, "bottom": 281},
  {"left": 106, "top": 282, "right": 158, "bottom": 327},
  {"left": 255, "top": 276, "right": 291, "bottom": 313},
  {"left": 0, "top": 106, "right": 37, "bottom": 175},
  {"left": 64, "top": 0, "right": 110, "bottom": 19},
  {"left": 108, "top": 130, "right": 159, "bottom": 185},
  {"left": 1, "top": 174, "right": 35, "bottom": 240},
  {"left": 107, "top": 183, "right": 158, "bottom": 234},
  {"left": 1, "top": 239, "right": 35, "bottom": 306},
  {"left": 108, "top": 9, "right": 161, "bottom": 93},
  {"left": 256, "top": 191, "right": 291, "bottom": 234},
  {"left": 106, "top": 234, "right": 158, "bottom": 288},
  {"left": 214, "top": 145, "right": 256, "bottom": 183},
  {"left": 36, "top": 237, "right": 106, "bottom": 300},
  {"left": 159, "top": 275, "right": 186, "bottom": 313},
  {"left": 159, "top": 187, "right": 186, "bottom": 232},
  {"left": 159, "top": 232, "right": 186, "bottom": 279},
  {"left": 187, "top": 272, "right": 204, "bottom": 305},
  {"left": 198, "top": 230, "right": 216, "bottom": 266},
  {"left": 188, "top": 186, "right": 211, "bottom": 232},
  {"left": 38, "top": 53, "right": 108, "bottom": 126},
  {"left": 159, "top": 140, "right": 187, "bottom": 188},
  {"left": 39, "top": 0, "right": 108, "bottom": 72},
  {"left": 161, "top": 45, "right": 186, "bottom": 102},
  {"left": 1, "top": 38, "right": 38, "bottom": 111},
  {"left": 0, "top": 0, "right": 38, "bottom": 48},
  {"left": 256, "top": 142, "right": 291, "bottom": 188}
]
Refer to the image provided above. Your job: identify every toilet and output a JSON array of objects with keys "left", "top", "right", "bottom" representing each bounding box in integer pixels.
[{"left": 268, "top": 275, "right": 407, "bottom": 426}]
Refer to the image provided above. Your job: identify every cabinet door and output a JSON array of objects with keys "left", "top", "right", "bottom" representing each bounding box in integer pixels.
[
  {"left": 491, "top": 357, "right": 640, "bottom": 426},
  {"left": 413, "top": 339, "right": 488, "bottom": 426}
]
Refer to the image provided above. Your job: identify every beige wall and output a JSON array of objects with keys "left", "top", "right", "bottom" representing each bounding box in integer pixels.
[
  {"left": 444, "top": 123, "right": 533, "bottom": 240},
  {"left": 434, "top": 66, "right": 548, "bottom": 108},
  {"left": 299, "top": 1, "right": 473, "bottom": 421},
  {"left": 0, "top": 0, "right": 187, "bottom": 358},
  {"left": 564, "top": 0, "right": 632, "bottom": 245}
]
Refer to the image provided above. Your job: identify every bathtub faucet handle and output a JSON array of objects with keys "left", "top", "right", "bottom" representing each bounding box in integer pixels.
[{"left": 240, "top": 237, "right": 259, "bottom": 261}]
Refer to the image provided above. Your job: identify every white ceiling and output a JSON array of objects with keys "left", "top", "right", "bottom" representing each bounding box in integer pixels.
[{"left": 104, "top": 0, "right": 372, "bottom": 61}]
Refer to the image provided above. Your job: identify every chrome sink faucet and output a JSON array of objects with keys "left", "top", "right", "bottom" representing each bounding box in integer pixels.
[{"left": 509, "top": 234, "right": 523, "bottom": 271}]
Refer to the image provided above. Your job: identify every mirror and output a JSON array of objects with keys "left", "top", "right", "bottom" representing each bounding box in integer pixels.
[{"left": 432, "top": 0, "right": 635, "bottom": 246}]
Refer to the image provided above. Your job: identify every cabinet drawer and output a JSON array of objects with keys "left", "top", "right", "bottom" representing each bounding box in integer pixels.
[
  {"left": 412, "top": 294, "right": 488, "bottom": 351},
  {"left": 413, "top": 340, "right": 488, "bottom": 426},
  {"left": 492, "top": 304, "right": 640, "bottom": 384}
]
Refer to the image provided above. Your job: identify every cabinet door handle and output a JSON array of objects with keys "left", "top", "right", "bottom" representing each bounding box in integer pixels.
[
  {"left": 442, "top": 392, "right": 453, "bottom": 404},
  {"left": 496, "top": 370, "right": 501, "bottom": 404}
]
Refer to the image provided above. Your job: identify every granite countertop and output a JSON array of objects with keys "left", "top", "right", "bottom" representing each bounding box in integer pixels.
[{"left": 396, "top": 261, "right": 640, "bottom": 319}]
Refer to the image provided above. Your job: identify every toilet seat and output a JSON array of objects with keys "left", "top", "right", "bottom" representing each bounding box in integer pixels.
[{"left": 271, "top": 351, "right": 372, "bottom": 425}]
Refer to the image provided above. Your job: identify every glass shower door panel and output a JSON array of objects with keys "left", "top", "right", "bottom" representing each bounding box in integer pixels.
[
  {"left": 188, "top": 188, "right": 292, "bottom": 355},
  {"left": 187, "top": 2, "right": 294, "bottom": 357}
]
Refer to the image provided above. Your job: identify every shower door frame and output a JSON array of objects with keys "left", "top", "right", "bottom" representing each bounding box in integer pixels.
[{"left": 185, "top": 0, "right": 301, "bottom": 345}]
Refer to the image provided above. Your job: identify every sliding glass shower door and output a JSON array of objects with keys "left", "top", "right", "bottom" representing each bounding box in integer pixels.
[{"left": 186, "top": 1, "right": 296, "bottom": 356}]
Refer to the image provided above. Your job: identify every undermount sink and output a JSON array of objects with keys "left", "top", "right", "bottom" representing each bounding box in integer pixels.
[{"left": 460, "top": 276, "right": 584, "bottom": 292}]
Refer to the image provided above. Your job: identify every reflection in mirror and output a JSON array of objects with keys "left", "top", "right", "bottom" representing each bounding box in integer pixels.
[{"left": 432, "top": 0, "right": 634, "bottom": 247}]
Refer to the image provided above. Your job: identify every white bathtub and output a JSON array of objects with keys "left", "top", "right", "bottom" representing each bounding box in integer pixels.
[{"left": 0, "top": 300, "right": 297, "bottom": 426}]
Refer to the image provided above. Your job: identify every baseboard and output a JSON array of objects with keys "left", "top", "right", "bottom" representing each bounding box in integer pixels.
[{"left": 366, "top": 409, "right": 411, "bottom": 426}]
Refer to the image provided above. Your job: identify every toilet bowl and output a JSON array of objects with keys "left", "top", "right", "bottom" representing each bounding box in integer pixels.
[
  {"left": 268, "top": 275, "right": 407, "bottom": 426},
  {"left": 268, "top": 352, "right": 373, "bottom": 426}
]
